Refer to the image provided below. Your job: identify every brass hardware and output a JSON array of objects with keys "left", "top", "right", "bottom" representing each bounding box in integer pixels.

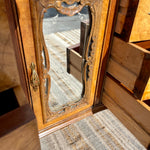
[{"left": 30, "top": 62, "right": 40, "bottom": 91}]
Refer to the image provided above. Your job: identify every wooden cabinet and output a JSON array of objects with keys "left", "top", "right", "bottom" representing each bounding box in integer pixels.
[
  {"left": 0, "top": 1, "right": 41, "bottom": 149},
  {"left": 3, "top": 0, "right": 150, "bottom": 149},
  {"left": 15, "top": 0, "right": 114, "bottom": 132}
]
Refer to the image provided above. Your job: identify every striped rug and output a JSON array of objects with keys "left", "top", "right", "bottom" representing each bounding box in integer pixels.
[{"left": 40, "top": 109, "right": 146, "bottom": 150}]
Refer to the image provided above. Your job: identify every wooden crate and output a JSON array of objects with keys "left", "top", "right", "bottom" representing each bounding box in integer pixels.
[
  {"left": 107, "top": 36, "right": 150, "bottom": 99},
  {"left": 67, "top": 43, "right": 82, "bottom": 82}
]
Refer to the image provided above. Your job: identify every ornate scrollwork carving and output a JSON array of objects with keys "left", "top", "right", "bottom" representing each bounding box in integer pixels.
[
  {"left": 31, "top": 0, "right": 99, "bottom": 122},
  {"left": 55, "top": 1, "right": 83, "bottom": 16},
  {"left": 30, "top": 62, "right": 40, "bottom": 91}
]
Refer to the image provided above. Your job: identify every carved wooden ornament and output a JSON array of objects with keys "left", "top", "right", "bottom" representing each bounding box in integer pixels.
[{"left": 30, "top": 0, "right": 101, "bottom": 123}]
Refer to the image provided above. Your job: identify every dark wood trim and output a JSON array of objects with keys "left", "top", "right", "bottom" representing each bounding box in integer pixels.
[
  {"left": 117, "top": 0, "right": 139, "bottom": 42},
  {"left": 134, "top": 54, "right": 150, "bottom": 99},
  {"left": 94, "top": 0, "right": 120, "bottom": 105},
  {"left": 0, "top": 104, "right": 35, "bottom": 138},
  {"left": 134, "top": 40, "right": 150, "bottom": 50},
  {"left": 5, "top": 0, "right": 32, "bottom": 104},
  {"left": 92, "top": 104, "right": 107, "bottom": 114},
  {"left": 39, "top": 107, "right": 93, "bottom": 137}
]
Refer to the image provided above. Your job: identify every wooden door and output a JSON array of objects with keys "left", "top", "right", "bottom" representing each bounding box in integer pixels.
[{"left": 14, "top": 0, "right": 119, "bottom": 131}]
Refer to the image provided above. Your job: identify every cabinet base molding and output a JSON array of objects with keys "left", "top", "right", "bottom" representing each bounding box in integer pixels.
[
  {"left": 39, "top": 104, "right": 106, "bottom": 138},
  {"left": 39, "top": 107, "right": 92, "bottom": 138}
]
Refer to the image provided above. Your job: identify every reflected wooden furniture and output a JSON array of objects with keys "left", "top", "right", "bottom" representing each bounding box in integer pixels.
[
  {"left": 66, "top": 21, "right": 90, "bottom": 82},
  {"left": 67, "top": 43, "right": 82, "bottom": 82}
]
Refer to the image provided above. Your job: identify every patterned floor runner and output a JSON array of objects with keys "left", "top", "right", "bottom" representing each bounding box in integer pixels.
[{"left": 40, "top": 109, "right": 146, "bottom": 150}]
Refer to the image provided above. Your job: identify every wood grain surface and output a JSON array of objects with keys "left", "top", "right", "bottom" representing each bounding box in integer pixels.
[
  {"left": 0, "top": 104, "right": 41, "bottom": 150},
  {"left": 102, "top": 92, "right": 150, "bottom": 148},
  {"left": 130, "top": 0, "right": 150, "bottom": 42},
  {"left": 0, "top": 0, "right": 20, "bottom": 92},
  {"left": 104, "top": 75, "right": 150, "bottom": 134}
]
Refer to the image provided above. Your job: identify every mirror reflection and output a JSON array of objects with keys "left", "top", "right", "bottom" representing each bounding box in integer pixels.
[{"left": 43, "top": 6, "right": 90, "bottom": 112}]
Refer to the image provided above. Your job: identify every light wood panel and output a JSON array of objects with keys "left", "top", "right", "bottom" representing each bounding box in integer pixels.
[
  {"left": 115, "top": 0, "right": 150, "bottom": 42},
  {"left": 70, "top": 65, "right": 82, "bottom": 82},
  {"left": 69, "top": 48, "right": 82, "bottom": 72},
  {"left": 102, "top": 92, "right": 150, "bottom": 148},
  {"left": 115, "top": 0, "right": 139, "bottom": 42},
  {"left": 13, "top": 86, "right": 28, "bottom": 106},
  {"left": 142, "top": 77, "right": 150, "bottom": 101},
  {"left": 115, "top": 0, "right": 129, "bottom": 34},
  {"left": 111, "top": 37, "right": 147, "bottom": 76},
  {"left": 130, "top": 0, "right": 150, "bottom": 42},
  {"left": 104, "top": 75, "right": 150, "bottom": 134},
  {"left": 108, "top": 37, "right": 150, "bottom": 99},
  {"left": 107, "top": 58, "right": 137, "bottom": 90}
]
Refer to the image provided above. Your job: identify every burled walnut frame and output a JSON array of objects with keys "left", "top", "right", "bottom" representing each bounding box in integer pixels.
[{"left": 30, "top": 0, "right": 103, "bottom": 123}]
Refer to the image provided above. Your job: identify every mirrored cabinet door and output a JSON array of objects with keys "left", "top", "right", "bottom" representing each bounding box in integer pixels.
[{"left": 24, "top": 0, "right": 111, "bottom": 129}]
